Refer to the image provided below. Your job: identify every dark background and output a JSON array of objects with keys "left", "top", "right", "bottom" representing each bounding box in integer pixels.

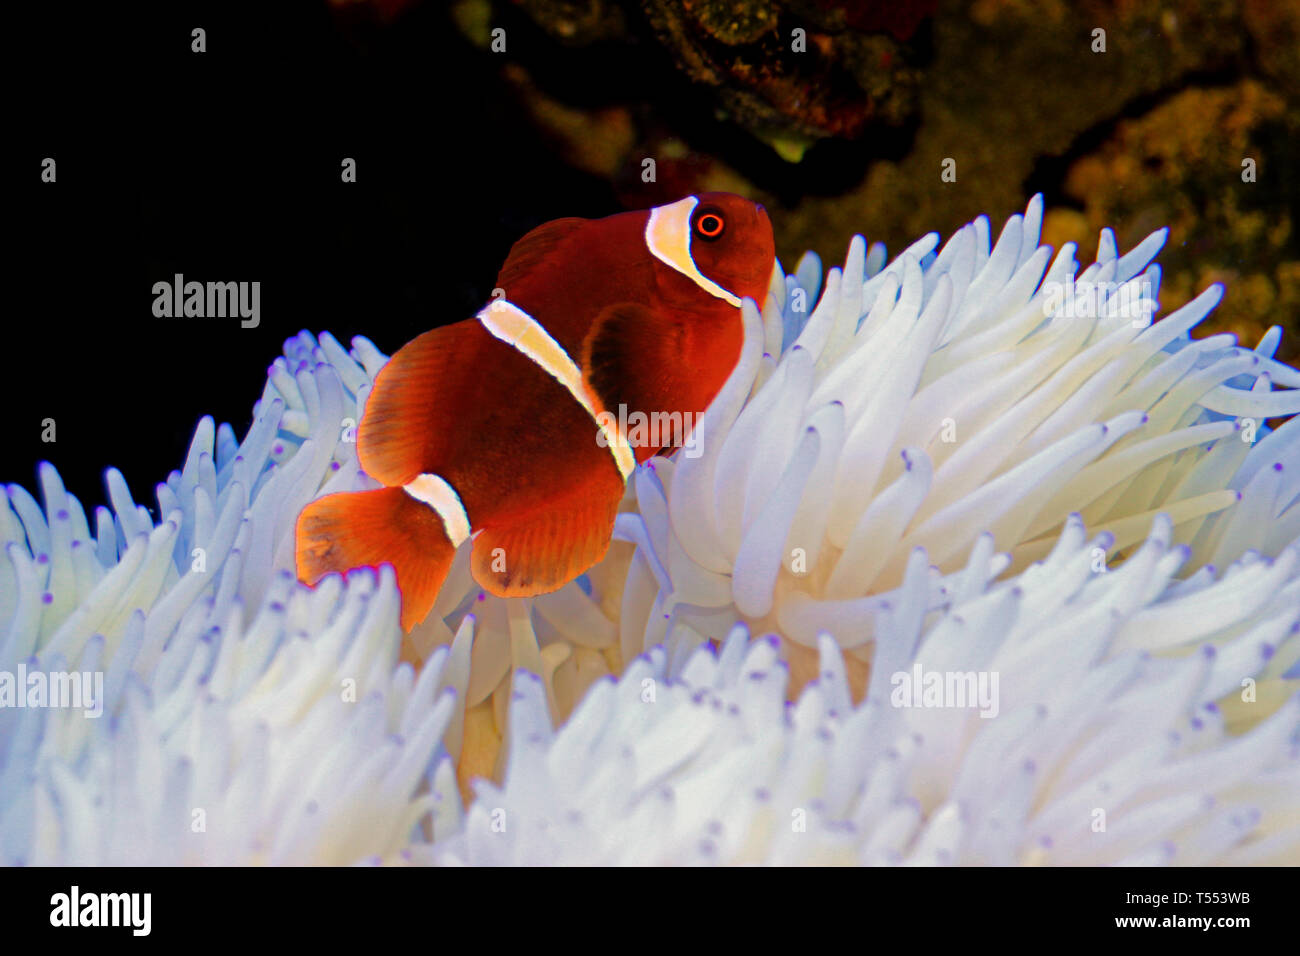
[
  {"left": 12, "top": 1, "right": 633, "bottom": 511},
  {"left": 10, "top": 0, "right": 872, "bottom": 511},
  {"left": 11, "top": 0, "right": 1299, "bottom": 514}
]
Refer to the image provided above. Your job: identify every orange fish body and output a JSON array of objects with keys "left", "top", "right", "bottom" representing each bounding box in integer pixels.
[{"left": 295, "top": 193, "right": 775, "bottom": 630}]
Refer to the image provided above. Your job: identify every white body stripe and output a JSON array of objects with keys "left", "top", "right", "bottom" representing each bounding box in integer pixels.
[
  {"left": 477, "top": 299, "right": 636, "bottom": 480},
  {"left": 403, "top": 473, "right": 471, "bottom": 547},
  {"left": 644, "top": 196, "right": 743, "bottom": 307}
]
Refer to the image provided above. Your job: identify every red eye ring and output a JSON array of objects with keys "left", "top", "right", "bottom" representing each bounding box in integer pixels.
[{"left": 694, "top": 208, "right": 725, "bottom": 240}]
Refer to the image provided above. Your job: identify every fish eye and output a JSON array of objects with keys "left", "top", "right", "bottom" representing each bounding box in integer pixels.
[{"left": 693, "top": 207, "right": 725, "bottom": 241}]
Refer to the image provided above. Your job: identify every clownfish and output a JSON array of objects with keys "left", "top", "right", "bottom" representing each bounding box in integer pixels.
[{"left": 295, "top": 192, "right": 775, "bottom": 630}]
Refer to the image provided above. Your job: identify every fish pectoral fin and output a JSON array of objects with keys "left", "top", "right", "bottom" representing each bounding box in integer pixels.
[
  {"left": 581, "top": 301, "right": 682, "bottom": 420},
  {"left": 471, "top": 484, "right": 622, "bottom": 597},
  {"left": 495, "top": 217, "right": 588, "bottom": 294}
]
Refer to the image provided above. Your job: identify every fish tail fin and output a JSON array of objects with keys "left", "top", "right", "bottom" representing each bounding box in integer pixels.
[{"left": 295, "top": 487, "right": 455, "bottom": 632}]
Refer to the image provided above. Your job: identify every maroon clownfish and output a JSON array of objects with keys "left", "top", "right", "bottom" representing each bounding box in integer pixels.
[{"left": 295, "top": 192, "right": 775, "bottom": 630}]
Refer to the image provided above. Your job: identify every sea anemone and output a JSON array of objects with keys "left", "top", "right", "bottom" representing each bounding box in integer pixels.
[
  {"left": 434, "top": 520, "right": 1300, "bottom": 865},
  {"left": 2, "top": 196, "right": 1297, "bottom": 865},
  {"left": 609, "top": 195, "right": 1300, "bottom": 698},
  {"left": 0, "top": 340, "right": 462, "bottom": 864}
]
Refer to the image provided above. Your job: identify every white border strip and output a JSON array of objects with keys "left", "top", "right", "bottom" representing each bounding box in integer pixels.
[
  {"left": 403, "top": 473, "right": 471, "bottom": 546},
  {"left": 478, "top": 299, "right": 636, "bottom": 480},
  {"left": 644, "top": 196, "right": 742, "bottom": 307}
]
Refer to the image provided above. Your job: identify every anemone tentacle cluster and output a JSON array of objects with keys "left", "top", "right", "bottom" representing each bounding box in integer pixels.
[
  {"left": 2, "top": 197, "right": 1298, "bottom": 865},
  {"left": 437, "top": 516, "right": 1300, "bottom": 865},
  {"left": 613, "top": 196, "right": 1300, "bottom": 693}
]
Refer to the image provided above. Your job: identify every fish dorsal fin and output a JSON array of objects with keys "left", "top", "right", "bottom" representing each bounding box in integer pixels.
[
  {"left": 358, "top": 321, "right": 485, "bottom": 486},
  {"left": 495, "top": 217, "right": 589, "bottom": 292}
]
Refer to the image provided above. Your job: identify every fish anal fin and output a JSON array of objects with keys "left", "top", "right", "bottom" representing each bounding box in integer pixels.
[{"left": 471, "top": 476, "right": 622, "bottom": 597}]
